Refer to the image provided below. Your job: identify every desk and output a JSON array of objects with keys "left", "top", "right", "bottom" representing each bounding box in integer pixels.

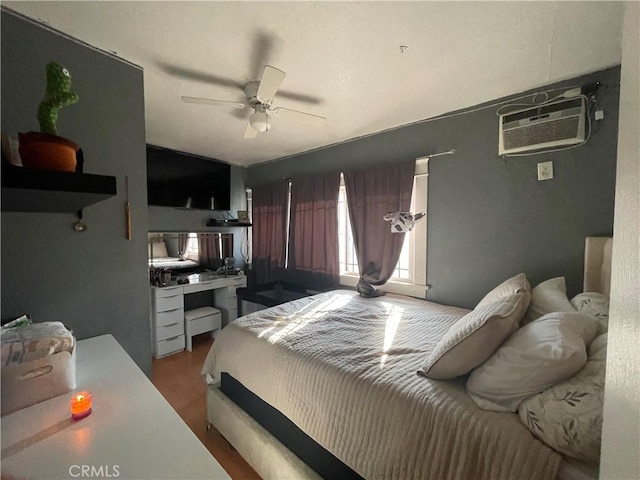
[
  {"left": 0, "top": 334, "right": 230, "bottom": 480},
  {"left": 150, "top": 274, "right": 247, "bottom": 358}
]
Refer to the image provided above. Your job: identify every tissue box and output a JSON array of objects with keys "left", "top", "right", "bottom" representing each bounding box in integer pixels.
[{"left": 1, "top": 322, "right": 76, "bottom": 415}]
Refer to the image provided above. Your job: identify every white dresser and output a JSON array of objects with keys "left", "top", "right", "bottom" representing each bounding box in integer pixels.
[
  {"left": 151, "top": 285, "right": 185, "bottom": 357},
  {"left": 0, "top": 334, "right": 230, "bottom": 480},
  {"left": 151, "top": 274, "right": 247, "bottom": 358}
]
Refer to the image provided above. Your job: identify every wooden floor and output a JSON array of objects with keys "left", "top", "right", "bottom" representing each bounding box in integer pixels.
[{"left": 151, "top": 334, "right": 261, "bottom": 480}]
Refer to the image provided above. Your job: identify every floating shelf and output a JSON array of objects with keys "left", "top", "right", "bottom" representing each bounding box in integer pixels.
[
  {"left": 206, "top": 219, "right": 252, "bottom": 227},
  {"left": 1, "top": 164, "right": 117, "bottom": 213}
]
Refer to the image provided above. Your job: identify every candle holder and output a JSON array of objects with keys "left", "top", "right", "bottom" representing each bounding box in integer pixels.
[{"left": 70, "top": 391, "right": 92, "bottom": 420}]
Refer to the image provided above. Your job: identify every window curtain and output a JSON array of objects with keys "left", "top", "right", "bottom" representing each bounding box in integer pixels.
[
  {"left": 344, "top": 158, "right": 415, "bottom": 287},
  {"left": 287, "top": 172, "right": 340, "bottom": 290},
  {"left": 178, "top": 233, "right": 189, "bottom": 259},
  {"left": 252, "top": 181, "right": 289, "bottom": 285},
  {"left": 198, "top": 234, "right": 222, "bottom": 270}
]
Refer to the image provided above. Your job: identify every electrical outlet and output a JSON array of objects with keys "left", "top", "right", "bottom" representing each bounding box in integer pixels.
[
  {"left": 595, "top": 109, "right": 604, "bottom": 121},
  {"left": 537, "top": 161, "right": 553, "bottom": 181}
]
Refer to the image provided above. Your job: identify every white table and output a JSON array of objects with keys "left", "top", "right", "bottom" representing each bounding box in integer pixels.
[{"left": 0, "top": 334, "right": 230, "bottom": 480}]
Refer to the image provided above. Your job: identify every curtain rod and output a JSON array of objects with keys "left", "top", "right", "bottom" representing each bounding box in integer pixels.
[{"left": 415, "top": 149, "right": 456, "bottom": 162}]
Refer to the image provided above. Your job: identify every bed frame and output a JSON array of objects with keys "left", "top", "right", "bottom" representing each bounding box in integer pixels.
[{"left": 206, "top": 236, "right": 613, "bottom": 480}]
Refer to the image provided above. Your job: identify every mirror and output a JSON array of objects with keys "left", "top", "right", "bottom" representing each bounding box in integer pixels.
[{"left": 148, "top": 232, "right": 234, "bottom": 277}]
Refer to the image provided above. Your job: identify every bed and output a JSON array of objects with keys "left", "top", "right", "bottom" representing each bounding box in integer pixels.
[
  {"left": 148, "top": 236, "right": 199, "bottom": 271},
  {"left": 202, "top": 237, "right": 612, "bottom": 480},
  {"left": 148, "top": 256, "right": 199, "bottom": 271}
]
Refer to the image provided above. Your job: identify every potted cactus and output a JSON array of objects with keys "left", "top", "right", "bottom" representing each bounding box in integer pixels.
[{"left": 18, "top": 62, "right": 80, "bottom": 172}]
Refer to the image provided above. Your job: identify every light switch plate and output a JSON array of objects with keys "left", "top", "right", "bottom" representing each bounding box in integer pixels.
[{"left": 537, "top": 161, "right": 553, "bottom": 181}]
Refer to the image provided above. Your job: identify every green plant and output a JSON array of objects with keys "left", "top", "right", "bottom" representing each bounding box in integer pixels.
[{"left": 37, "top": 62, "right": 79, "bottom": 135}]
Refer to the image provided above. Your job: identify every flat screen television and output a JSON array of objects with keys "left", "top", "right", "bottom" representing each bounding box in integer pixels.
[{"left": 146, "top": 145, "right": 231, "bottom": 210}]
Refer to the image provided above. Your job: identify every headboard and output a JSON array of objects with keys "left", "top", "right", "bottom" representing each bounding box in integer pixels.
[{"left": 584, "top": 236, "right": 613, "bottom": 296}]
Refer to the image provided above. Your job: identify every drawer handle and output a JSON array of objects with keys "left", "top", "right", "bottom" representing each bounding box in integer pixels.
[
  {"left": 164, "top": 335, "right": 181, "bottom": 341},
  {"left": 158, "top": 291, "right": 182, "bottom": 298},
  {"left": 160, "top": 322, "right": 179, "bottom": 328},
  {"left": 160, "top": 296, "right": 182, "bottom": 302},
  {"left": 160, "top": 307, "right": 183, "bottom": 313}
]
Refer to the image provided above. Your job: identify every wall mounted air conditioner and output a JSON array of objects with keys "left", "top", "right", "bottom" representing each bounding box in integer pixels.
[{"left": 498, "top": 97, "right": 586, "bottom": 155}]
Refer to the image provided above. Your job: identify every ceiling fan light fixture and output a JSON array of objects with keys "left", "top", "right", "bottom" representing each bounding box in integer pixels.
[{"left": 249, "top": 111, "right": 270, "bottom": 133}]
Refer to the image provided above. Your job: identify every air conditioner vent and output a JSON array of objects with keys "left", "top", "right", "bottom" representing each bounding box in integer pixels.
[{"left": 499, "top": 97, "right": 586, "bottom": 155}]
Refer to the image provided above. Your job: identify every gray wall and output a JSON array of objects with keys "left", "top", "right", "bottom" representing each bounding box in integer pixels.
[
  {"left": 1, "top": 11, "right": 152, "bottom": 374},
  {"left": 248, "top": 67, "right": 620, "bottom": 308},
  {"left": 147, "top": 165, "right": 248, "bottom": 266}
]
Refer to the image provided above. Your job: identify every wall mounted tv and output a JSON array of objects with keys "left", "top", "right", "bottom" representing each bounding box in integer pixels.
[{"left": 146, "top": 145, "right": 231, "bottom": 211}]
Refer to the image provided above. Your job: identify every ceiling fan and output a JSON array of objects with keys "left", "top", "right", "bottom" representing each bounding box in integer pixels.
[{"left": 181, "top": 65, "right": 326, "bottom": 139}]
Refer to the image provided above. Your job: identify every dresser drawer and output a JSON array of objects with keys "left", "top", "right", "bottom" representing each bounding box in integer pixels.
[
  {"left": 155, "top": 335, "right": 184, "bottom": 358},
  {"left": 156, "top": 294, "right": 184, "bottom": 313},
  {"left": 155, "top": 307, "right": 184, "bottom": 328},
  {"left": 155, "top": 286, "right": 183, "bottom": 298},
  {"left": 229, "top": 276, "right": 247, "bottom": 287},
  {"left": 156, "top": 320, "right": 185, "bottom": 341}
]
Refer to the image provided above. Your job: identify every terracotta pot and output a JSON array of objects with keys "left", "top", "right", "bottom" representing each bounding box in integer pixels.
[{"left": 18, "top": 131, "right": 79, "bottom": 172}]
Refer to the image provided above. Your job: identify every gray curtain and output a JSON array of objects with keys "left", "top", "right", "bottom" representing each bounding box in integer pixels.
[
  {"left": 287, "top": 172, "right": 340, "bottom": 290},
  {"left": 344, "top": 159, "right": 415, "bottom": 286},
  {"left": 178, "top": 233, "right": 189, "bottom": 259},
  {"left": 252, "top": 181, "right": 289, "bottom": 284},
  {"left": 198, "top": 234, "right": 222, "bottom": 270}
]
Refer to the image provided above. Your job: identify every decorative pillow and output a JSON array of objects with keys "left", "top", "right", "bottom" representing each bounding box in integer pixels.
[
  {"left": 466, "top": 311, "right": 599, "bottom": 412},
  {"left": 522, "top": 277, "right": 576, "bottom": 325},
  {"left": 419, "top": 293, "right": 529, "bottom": 380},
  {"left": 476, "top": 273, "right": 531, "bottom": 308},
  {"left": 151, "top": 241, "right": 168, "bottom": 258},
  {"left": 519, "top": 333, "right": 607, "bottom": 464},
  {"left": 571, "top": 292, "right": 609, "bottom": 335}
]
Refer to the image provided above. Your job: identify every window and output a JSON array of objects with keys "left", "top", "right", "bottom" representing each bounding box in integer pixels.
[
  {"left": 184, "top": 233, "right": 199, "bottom": 260},
  {"left": 248, "top": 161, "right": 428, "bottom": 296},
  {"left": 337, "top": 175, "right": 422, "bottom": 283}
]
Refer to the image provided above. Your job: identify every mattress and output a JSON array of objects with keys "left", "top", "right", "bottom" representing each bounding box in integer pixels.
[
  {"left": 148, "top": 256, "right": 199, "bottom": 270},
  {"left": 202, "top": 290, "right": 562, "bottom": 480}
]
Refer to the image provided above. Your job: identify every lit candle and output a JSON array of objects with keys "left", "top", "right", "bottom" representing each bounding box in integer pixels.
[{"left": 70, "top": 391, "right": 92, "bottom": 420}]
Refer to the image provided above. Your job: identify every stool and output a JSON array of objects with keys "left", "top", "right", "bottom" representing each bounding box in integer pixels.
[{"left": 184, "top": 307, "right": 222, "bottom": 352}]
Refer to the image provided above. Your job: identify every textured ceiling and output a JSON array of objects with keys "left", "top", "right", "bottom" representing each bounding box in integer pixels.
[{"left": 4, "top": 1, "right": 624, "bottom": 167}]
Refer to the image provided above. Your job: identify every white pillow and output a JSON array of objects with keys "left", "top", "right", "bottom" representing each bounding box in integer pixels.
[
  {"left": 571, "top": 292, "right": 609, "bottom": 335},
  {"left": 522, "top": 277, "right": 576, "bottom": 325},
  {"left": 477, "top": 273, "right": 531, "bottom": 308},
  {"left": 519, "top": 333, "right": 607, "bottom": 464},
  {"left": 151, "top": 241, "right": 168, "bottom": 258},
  {"left": 419, "top": 293, "right": 529, "bottom": 380},
  {"left": 466, "top": 311, "right": 598, "bottom": 412}
]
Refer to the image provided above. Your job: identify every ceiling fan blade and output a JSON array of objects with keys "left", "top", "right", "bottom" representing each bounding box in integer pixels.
[
  {"left": 181, "top": 96, "right": 246, "bottom": 109},
  {"left": 243, "top": 123, "right": 258, "bottom": 139},
  {"left": 256, "top": 65, "right": 286, "bottom": 103},
  {"left": 272, "top": 107, "right": 326, "bottom": 127}
]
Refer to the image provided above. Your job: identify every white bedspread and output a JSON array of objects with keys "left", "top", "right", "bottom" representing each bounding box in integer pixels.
[
  {"left": 148, "top": 257, "right": 198, "bottom": 270},
  {"left": 202, "top": 290, "right": 561, "bottom": 480}
]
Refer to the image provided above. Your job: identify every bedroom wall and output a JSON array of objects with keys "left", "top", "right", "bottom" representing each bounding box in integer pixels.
[
  {"left": 600, "top": 2, "right": 639, "bottom": 478},
  {"left": 147, "top": 164, "right": 248, "bottom": 266},
  {"left": 1, "top": 11, "right": 152, "bottom": 374},
  {"left": 247, "top": 67, "right": 620, "bottom": 309}
]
